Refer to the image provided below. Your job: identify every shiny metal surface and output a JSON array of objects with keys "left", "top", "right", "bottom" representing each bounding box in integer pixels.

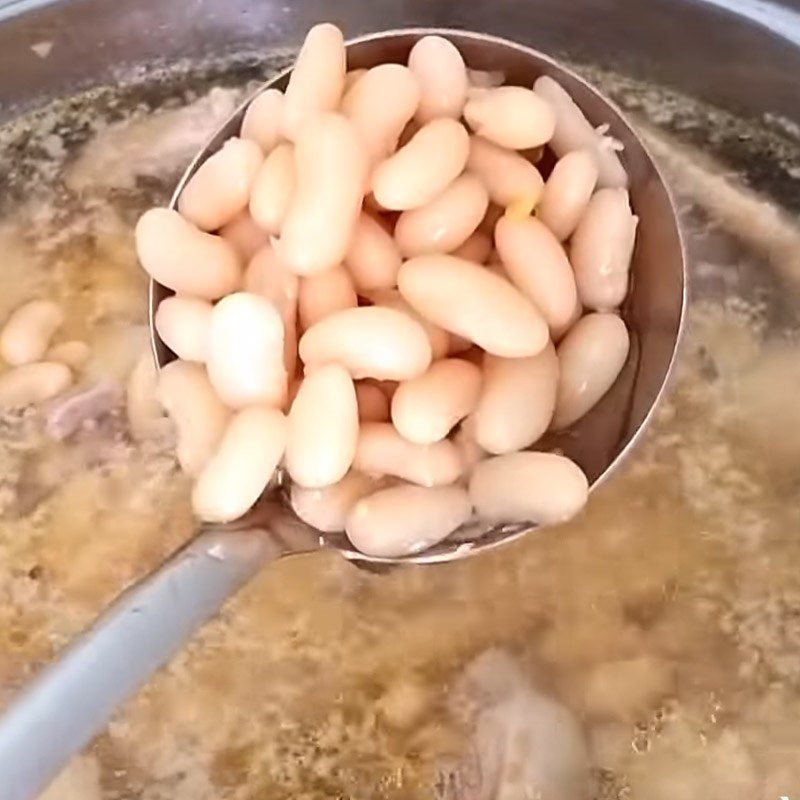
[{"left": 151, "top": 28, "right": 686, "bottom": 564}]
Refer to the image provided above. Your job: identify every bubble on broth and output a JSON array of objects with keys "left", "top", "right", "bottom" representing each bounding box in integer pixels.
[{"left": 0, "top": 53, "right": 798, "bottom": 800}]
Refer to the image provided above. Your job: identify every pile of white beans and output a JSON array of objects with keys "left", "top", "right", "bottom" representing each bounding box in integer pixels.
[
  {"left": 0, "top": 301, "right": 90, "bottom": 407},
  {"left": 135, "top": 24, "right": 637, "bottom": 558}
]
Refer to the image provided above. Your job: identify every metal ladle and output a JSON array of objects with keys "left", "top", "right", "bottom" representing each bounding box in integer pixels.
[{"left": 0, "top": 29, "right": 685, "bottom": 800}]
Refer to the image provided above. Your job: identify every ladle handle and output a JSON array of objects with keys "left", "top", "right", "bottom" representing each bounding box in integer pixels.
[{"left": 0, "top": 527, "right": 281, "bottom": 800}]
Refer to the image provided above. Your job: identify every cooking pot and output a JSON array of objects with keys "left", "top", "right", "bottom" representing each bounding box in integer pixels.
[{"left": 0, "top": 1, "right": 799, "bottom": 799}]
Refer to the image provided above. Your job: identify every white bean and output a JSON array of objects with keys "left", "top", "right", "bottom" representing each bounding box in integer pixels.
[
  {"left": 354, "top": 422, "right": 462, "bottom": 486},
  {"left": 178, "top": 138, "right": 263, "bottom": 231},
  {"left": 366, "top": 289, "right": 450, "bottom": 361},
  {"left": 451, "top": 230, "right": 492, "bottom": 263},
  {"left": 467, "top": 68, "right": 505, "bottom": 89},
  {"left": 570, "top": 188, "right": 638, "bottom": 311},
  {"left": 553, "top": 312, "right": 630, "bottom": 429},
  {"left": 298, "top": 266, "right": 357, "bottom": 330},
  {"left": 243, "top": 245, "right": 299, "bottom": 380},
  {"left": 537, "top": 149, "right": 598, "bottom": 241},
  {"left": 471, "top": 343, "right": 558, "bottom": 454},
  {"left": 395, "top": 174, "right": 488, "bottom": 257},
  {"left": 346, "top": 483, "right": 471, "bottom": 558},
  {"left": 281, "top": 23, "right": 346, "bottom": 140},
  {"left": 398, "top": 255, "right": 549, "bottom": 358},
  {"left": 207, "top": 292, "right": 287, "bottom": 408},
  {"left": 218, "top": 211, "right": 270, "bottom": 262},
  {"left": 469, "top": 452, "right": 588, "bottom": 525},
  {"left": 126, "top": 349, "right": 169, "bottom": 441},
  {"left": 244, "top": 244, "right": 300, "bottom": 311},
  {"left": 299, "top": 306, "right": 432, "bottom": 380},
  {"left": 463, "top": 87, "right": 555, "bottom": 150},
  {"left": 407, "top": 35, "right": 468, "bottom": 123},
  {"left": 156, "top": 360, "right": 231, "bottom": 476},
  {"left": 371, "top": 118, "right": 469, "bottom": 210},
  {"left": 290, "top": 470, "right": 380, "bottom": 532},
  {"left": 551, "top": 293, "right": 583, "bottom": 343},
  {"left": 240, "top": 88, "right": 284, "bottom": 153},
  {"left": 495, "top": 215, "right": 578, "bottom": 334},
  {"left": 1, "top": 300, "right": 64, "bottom": 366},
  {"left": 136, "top": 208, "right": 241, "bottom": 300},
  {"left": 342, "top": 64, "right": 420, "bottom": 164},
  {"left": 344, "top": 213, "right": 402, "bottom": 292},
  {"left": 46, "top": 340, "right": 91, "bottom": 370},
  {"left": 0, "top": 362, "right": 72, "bottom": 409},
  {"left": 248, "top": 142, "right": 295, "bottom": 234},
  {"left": 154, "top": 296, "right": 212, "bottom": 363},
  {"left": 533, "top": 76, "right": 628, "bottom": 189},
  {"left": 354, "top": 382, "right": 390, "bottom": 422},
  {"left": 276, "top": 113, "right": 367, "bottom": 275},
  {"left": 466, "top": 136, "right": 544, "bottom": 207},
  {"left": 286, "top": 363, "right": 358, "bottom": 488},
  {"left": 452, "top": 417, "right": 488, "bottom": 474},
  {"left": 343, "top": 68, "right": 367, "bottom": 92},
  {"left": 192, "top": 405, "right": 286, "bottom": 522},
  {"left": 391, "top": 359, "right": 482, "bottom": 444}
]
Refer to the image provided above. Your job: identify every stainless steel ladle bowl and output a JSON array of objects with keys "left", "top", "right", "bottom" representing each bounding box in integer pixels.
[{"left": 0, "top": 29, "right": 685, "bottom": 800}]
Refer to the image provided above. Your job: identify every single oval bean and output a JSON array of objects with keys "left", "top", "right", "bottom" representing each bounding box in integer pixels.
[
  {"left": 207, "top": 292, "right": 287, "bottom": 409},
  {"left": 570, "top": 188, "right": 638, "bottom": 311},
  {"left": 192, "top": 405, "right": 287, "bottom": 522},
  {"left": 391, "top": 359, "right": 482, "bottom": 444},
  {"left": 299, "top": 306, "right": 432, "bottom": 380},
  {"left": 354, "top": 382, "right": 390, "bottom": 422},
  {"left": 395, "top": 174, "right": 488, "bottom": 257},
  {"left": 281, "top": 23, "right": 346, "bottom": 140},
  {"left": 464, "top": 87, "right": 555, "bottom": 150},
  {"left": 471, "top": 343, "right": 558, "bottom": 454},
  {"left": 177, "top": 137, "right": 263, "bottom": 231},
  {"left": 533, "top": 76, "right": 628, "bottom": 189},
  {"left": 451, "top": 230, "right": 492, "bottom": 263},
  {"left": 466, "top": 136, "right": 544, "bottom": 208},
  {"left": 156, "top": 360, "right": 231, "bottom": 476},
  {"left": 248, "top": 142, "right": 295, "bottom": 234},
  {"left": 342, "top": 63, "right": 420, "bottom": 164},
  {"left": 136, "top": 208, "right": 241, "bottom": 300},
  {"left": 495, "top": 215, "right": 578, "bottom": 334},
  {"left": 469, "top": 452, "right": 588, "bottom": 525},
  {"left": 353, "top": 422, "right": 462, "bottom": 487},
  {"left": 47, "top": 340, "right": 91, "bottom": 370},
  {"left": 276, "top": 113, "right": 367, "bottom": 275},
  {"left": 0, "top": 300, "right": 64, "bottom": 366},
  {"left": 344, "top": 213, "right": 402, "bottom": 292},
  {"left": 407, "top": 35, "right": 468, "bottom": 123},
  {"left": 366, "top": 289, "right": 450, "bottom": 360},
  {"left": 298, "top": 266, "right": 357, "bottom": 330},
  {"left": 371, "top": 118, "right": 469, "bottom": 211},
  {"left": 219, "top": 211, "right": 270, "bottom": 262},
  {"left": 0, "top": 362, "right": 72, "bottom": 409},
  {"left": 126, "top": 349, "right": 169, "bottom": 441},
  {"left": 240, "top": 88, "right": 284, "bottom": 153},
  {"left": 553, "top": 312, "right": 630, "bottom": 429},
  {"left": 398, "top": 255, "right": 549, "bottom": 358},
  {"left": 537, "top": 149, "right": 599, "bottom": 241},
  {"left": 244, "top": 246, "right": 299, "bottom": 379},
  {"left": 154, "top": 296, "right": 213, "bottom": 363},
  {"left": 346, "top": 483, "right": 471, "bottom": 558},
  {"left": 291, "top": 469, "right": 380, "bottom": 532},
  {"left": 286, "top": 363, "right": 358, "bottom": 488}
]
